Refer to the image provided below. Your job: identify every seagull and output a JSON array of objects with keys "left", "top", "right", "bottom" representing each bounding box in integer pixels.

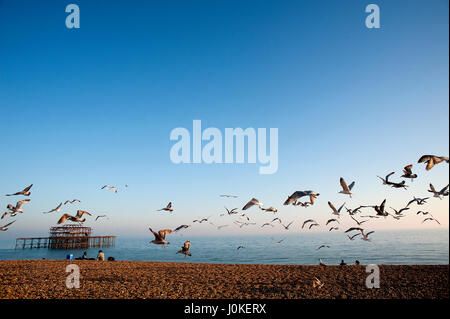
[
  {"left": 350, "top": 215, "right": 368, "bottom": 226},
  {"left": 242, "top": 198, "right": 263, "bottom": 210},
  {"left": 149, "top": 227, "right": 172, "bottom": 247},
  {"left": 317, "top": 245, "right": 330, "bottom": 250},
  {"left": 57, "top": 210, "right": 92, "bottom": 224},
  {"left": 302, "top": 219, "right": 317, "bottom": 229},
  {"left": 220, "top": 194, "right": 238, "bottom": 198},
  {"left": 6, "top": 199, "right": 30, "bottom": 213},
  {"left": 417, "top": 211, "right": 432, "bottom": 216},
  {"left": 225, "top": 207, "right": 239, "bottom": 215},
  {"left": 42, "top": 203, "right": 62, "bottom": 214},
  {"left": 273, "top": 238, "right": 285, "bottom": 244},
  {"left": 272, "top": 217, "right": 282, "bottom": 223},
  {"left": 293, "top": 200, "right": 311, "bottom": 207},
  {"left": 313, "top": 277, "right": 325, "bottom": 289},
  {"left": 240, "top": 213, "right": 250, "bottom": 221},
  {"left": 0, "top": 221, "right": 15, "bottom": 231},
  {"left": 339, "top": 178, "right": 355, "bottom": 198},
  {"left": 326, "top": 218, "right": 339, "bottom": 226},
  {"left": 345, "top": 227, "right": 374, "bottom": 241},
  {"left": 347, "top": 233, "right": 361, "bottom": 240},
  {"left": 157, "top": 202, "right": 173, "bottom": 213},
  {"left": 64, "top": 199, "right": 81, "bottom": 205},
  {"left": 422, "top": 217, "right": 440, "bottom": 225},
  {"left": 390, "top": 207, "right": 409, "bottom": 215},
  {"left": 174, "top": 224, "right": 190, "bottom": 232},
  {"left": 176, "top": 240, "right": 192, "bottom": 257},
  {"left": 370, "top": 199, "right": 388, "bottom": 217},
  {"left": 261, "top": 223, "right": 274, "bottom": 228},
  {"left": 428, "top": 183, "right": 449, "bottom": 199},
  {"left": 401, "top": 165, "right": 417, "bottom": 181},
  {"left": 329, "top": 227, "right": 339, "bottom": 232},
  {"left": 283, "top": 191, "right": 319, "bottom": 206},
  {"left": 377, "top": 172, "right": 395, "bottom": 185},
  {"left": 418, "top": 155, "right": 449, "bottom": 171},
  {"left": 345, "top": 205, "right": 368, "bottom": 216},
  {"left": 388, "top": 179, "right": 408, "bottom": 190},
  {"left": 101, "top": 185, "right": 118, "bottom": 193},
  {"left": 237, "top": 245, "right": 246, "bottom": 250},
  {"left": 212, "top": 223, "right": 229, "bottom": 230},
  {"left": 309, "top": 223, "right": 319, "bottom": 230},
  {"left": 407, "top": 197, "right": 429, "bottom": 207},
  {"left": 6, "top": 184, "right": 33, "bottom": 196},
  {"left": 328, "top": 201, "right": 346, "bottom": 218},
  {"left": 193, "top": 216, "right": 210, "bottom": 223},
  {"left": 95, "top": 215, "right": 109, "bottom": 221},
  {"left": 281, "top": 221, "right": 293, "bottom": 230},
  {"left": 260, "top": 206, "right": 278, "bottom": 213}
]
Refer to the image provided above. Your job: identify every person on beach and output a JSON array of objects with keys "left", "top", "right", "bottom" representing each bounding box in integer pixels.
[
  {"left": 97, "top": 250, "right": 105, "bottom": 261},
  {"left": 81, "top": 251, "right": 88, "bottom": 260},
  {"left": 354, "top": 260, "right": 360, "bottom": 265},
  {"left": 340, "top": 259, "right": 347, "bottom": 266}
]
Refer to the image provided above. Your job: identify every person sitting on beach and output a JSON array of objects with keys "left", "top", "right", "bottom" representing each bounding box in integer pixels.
[
  {"left": 81, "top": 251, "right": 88, "bottom": 260},
  {"left": 339, "top": 259, "right": 347, "bottom": 266},
  {"left": 97, "top": 250, "right": 105, "bottom": 261},
  {"left": 354, "top": 260, "right": 360, "bottom": 265}
]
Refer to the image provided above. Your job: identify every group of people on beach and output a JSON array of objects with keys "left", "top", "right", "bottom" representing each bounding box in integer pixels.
[{"left": 74, "top": 250, "right": 114, "bottom": 261}]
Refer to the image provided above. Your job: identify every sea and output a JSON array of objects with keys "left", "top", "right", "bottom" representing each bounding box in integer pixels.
[{"left": 0, "top": 229, "right": 448, "bottom": 265}]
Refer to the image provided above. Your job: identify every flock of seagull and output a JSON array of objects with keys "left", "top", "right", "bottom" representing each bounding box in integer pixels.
[{"left": 1, "top": 154, "right": 448, "bottom": 263}]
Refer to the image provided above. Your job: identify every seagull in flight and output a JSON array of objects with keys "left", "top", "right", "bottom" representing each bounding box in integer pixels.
[
  {"left": 329, "top": 227, "right": 339, "bottom": 232},
  {"left": 317, "top": 245, "right": 330, "bottom": 250},
  {"left": 339, "top": 178, "right": 355, "bottom": 198},
  {"left": 57, "top": 210, "right": 92, "bottom": 224},
  {"left": 390, "top": 207, "right": 409, "bottom": 216},
  {"left": 325, "top": 219, "right": 339, "bottom": 226},
  {"left": 283, "top": 191, "right": 319, "bottom": 206},
  {"left": 101, "top": 185, "right": 118, "bottom": 193},
  {"left": 281, "top": 221, "right": 293, "bottom": 230},
  {"left": 64, "top": 199, "right": 81, "bottom": 205},
  {"left": 95, "top": 215, "right": 109, "bottom": 221},
  {"left": 237, "top": 245, "right": 246, "bottom": 250},
  {"left": 428, "top": 183, "right": 449, "bottom": 199},
  {"left": 42, "top": 203, "right": 62, "bottom": 214},
  {"left": 418, "top": 155, "right": 449, "bottom": 171},
  {"left": 242, "top": 198, "right": 263, "bottom": 210},
  {"left": 176, "top": 240, "right": 192, "bottom": 257},
  {"left": 157, "top": 202, "right": 173, "bottom": 213},
  {"left": 350, "top": 215, "right": 368, "bottom": 226},
  {"left": 347, "top": 233, "right": 361, "bottom": 240},
  {"left": 345, "top": 227, "right": 374, "bottom": 241},
  {"left": 149, "top": 227, "right": 172, "bottom": 247},
  {"left": 6, "top": 199, "right": 30, "bottom": 213},
  {"left": 193, "top": 216, "right": 211, "bottom": 223},
  {"left": 0, "top": 221, "right": 15, "bottom": 231},
  {"left": 422, "top": 217, "right": 440, "bottom": 225},
  {"left": 174, "top": 225, "right": 190, "bottom": 232},
  {"left": 328, "top": 201, "right": 345, "bottom": 218},
  {"left": 261, "top": 223, "right": 274, "bottom": 228},
  {"left": 6, "top": 184, "right": 33, "bottom": 196},
  {"left": 401, "top": 165, "right": 417, "bottom": 182},
  {"left": 224, "top": 207, "right": 239, "bottom": 215},
  {"left": 260, "top": 206, "right": 278, "bottom": 213},
  {"left": 302, "top": 219, "right": 317, "bottom": 229},
  {"left": 220, "top": 194, "right": 238, "bottom": 198},
  {"left": 1, "top": 212, "right": 17, "bottom": 219},
  {"left": 309, "top": 223, "right": 319, "bottom": 230}
]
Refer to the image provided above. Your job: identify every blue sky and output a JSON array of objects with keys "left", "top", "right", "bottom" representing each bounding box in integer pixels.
[{"left": 0, "top": 0, "right": 448, "bottom": 239}]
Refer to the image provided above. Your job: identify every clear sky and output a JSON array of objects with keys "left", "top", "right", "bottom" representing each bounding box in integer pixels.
[{"left": 0, "top": 0, "right": 448, "bottom": 239}]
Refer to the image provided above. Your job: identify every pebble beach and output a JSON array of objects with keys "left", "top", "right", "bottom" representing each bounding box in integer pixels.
[{"left": 0, "top": 260, "right": 448, "bottom": 299}]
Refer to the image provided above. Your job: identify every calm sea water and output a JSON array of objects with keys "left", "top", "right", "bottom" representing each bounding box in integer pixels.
[{"left": 0, "top": 229, "right": 448, "bottom": 265}]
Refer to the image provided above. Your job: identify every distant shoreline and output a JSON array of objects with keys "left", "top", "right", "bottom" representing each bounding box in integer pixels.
[{"left": 0, "top": 260, "right": 448, "bottom": 299}]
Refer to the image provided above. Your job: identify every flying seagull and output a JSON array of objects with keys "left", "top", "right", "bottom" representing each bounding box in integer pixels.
[
  {"left": 95, "top": 215, "right": 109, "bottom": 221},
  {"left": 242, "top": 198, "right": 263, "bottom": 210},
  {"left": 260, "top": 206, "right": 278, "bottom": 213},
  {"left": 42, "top": 203, "right": 62, "bottom": 214},
  {"left": 283, "top": 191, "right": 319, "bottom": 206},
  {"left": 317, "top": 245, "right": 330, "bottom": 250},
  {"left": 350, "top": 215, "right": 368, "bottom": 226},
  {"left": 302, "top": 219, "right": 317, "bottom": 229},
  {"left": 261, "top": 223, "right": 274, "bottom": 228},
  {"left": 418, "top": 155, "right": 449, "bottom": 171},
  {"left": 157, "top": 202, "right": 173, "bottom": 213},
  {"left": 149, "top": 227, "right": 172, "bottom": 247},
  {"left": 101, "top": 185, "right": 118, "bottom": 193},
  {"left": 176, "top": 240, "right": 192, "bottom": 257},
  {"left": 309, "top": 223, "right": 319, "bottom": 230},
  {"left": 1, "top": 212, "right": 17, "bottom": 219},
  {"left": 224, "top": 207, "right": 239, "bottom": 215},
  {"left": 329, "top": 227, "right": 339, "bottom": 232},
  {"left": 390, "top": 207, "right": 409, "bottom": 216},
  {"left": 347, "top": 233, "right": 361, "bottom": 240},
  {"left": 326, "top": 219, "right": 339, "bottom": 226},
  {"left": 237, "top": 245, "right": 246, "bottom": 250},
  {"left": 328, "top": 201, "right": 345, "bottom": 218},
  {"left": 220, "top": 194, "right": 238, "bottom": 198},
  {"left": 422, "top": 217, "right": 440, "bottom": 225},
  {"left": 193, "top": 216, "right": 211, "bottom": 223},
  {"left": 281, "top": 221, "right": 293, "bottom": 230},
  {"left": 64, "top": 199, "right": 81, "bottom": 205},
  {"left": 57, "top": 210, "right": 92, "bottom": 224},
  {"left": 345, "top": 227, "right": 374, "bottom": 241},
  {"left": 6, "top": 199, "right": 30, "bottom": 213},
  {"left": 339, "top": 178, "right": 355, "bottom": 198},
  {"left": 401, "top": 165, "right": 417, "bottom": 181},
  {"left": 6, "top": 184, "right": 33, "bottom": 196},
  {"left": 428, "top": 183, "right": 449, "bottom": 199},
  {"left": 174, "top": 225, "right": 190, "bottom": 232},
  {"left": 0, "top": 221, "right": 15, "bottom": 231}
]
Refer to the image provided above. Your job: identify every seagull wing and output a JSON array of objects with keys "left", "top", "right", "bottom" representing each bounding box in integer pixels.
[
  {"left": 158, "top": 229, "right": 172, "bottom": 239},
  {"left": 340, "top": 178, "right": 349, "bottom": 192}
]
